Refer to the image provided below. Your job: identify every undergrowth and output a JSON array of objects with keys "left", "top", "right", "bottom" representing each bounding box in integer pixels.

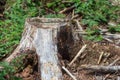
[
  {"left": 0, "top": 0, "right": 38, "bottom": 58},
  {"left": 72, "top": 0, "right": 120, "bottom": 41},
  {"left": 73, "top": 0, "right": 120, "bottom": 26},
  {"left": 0, "top": 54, "right": 26, "bottom": 80}
]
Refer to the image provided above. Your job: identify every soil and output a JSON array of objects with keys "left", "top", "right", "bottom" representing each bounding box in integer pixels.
[
  {"left": 62, "top": 40, "right": 120, "bottom": 80},
  {"left": 15, "top": 39, "right": 120, "bottom": 80}
]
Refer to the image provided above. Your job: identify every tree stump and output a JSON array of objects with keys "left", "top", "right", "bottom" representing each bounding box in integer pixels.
[{"left": 5, "top": 17, "right": 69, "bottom": 80}]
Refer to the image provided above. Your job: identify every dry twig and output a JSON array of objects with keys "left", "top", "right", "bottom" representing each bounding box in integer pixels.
[
  {"left": 71, "top": 14, "right": 79, "bottom": 19},
  {"left": 74, "top": 30, "right": 88, "bottom": 35},
  {"left": 97, "top": 52, "right": 104, "bottom": 64},
  {"left": 72, "top": 10, "right": 75, "bottom": 19},
  {"left": 98, "top": 28, "right": 108, "bottom": 33},
  {"left": 103, "top": 37, "right": 114, "bottom": 43},
  {"left": 62, "top": 66, "right": 77, "bottom": 80},
  {"left": 109, "top": 57, "right": 120, "bottom": 66},
  {"left": 104, "top": 33, "right": 120, "bottom": 39},
  {"left": 69, "top": 44, "right": 87, "bottom": 66}
]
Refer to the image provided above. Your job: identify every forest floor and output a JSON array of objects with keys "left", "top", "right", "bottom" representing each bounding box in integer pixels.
[
  {"left": 14, "top": 39, "right": 120, "bottom": 80},
  {"left": 62, "top": 40, "right": 120, "bottom": 80}
]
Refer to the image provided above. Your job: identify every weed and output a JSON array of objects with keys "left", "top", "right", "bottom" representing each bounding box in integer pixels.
[
  {"left": 71, "top": 0, "right": 120, "bottom": 41},
  {"left": 0, "top": 54, "right": 26, "bottom": 80},
  {"left": 0, "top": 0, "right": 39, "bottom": 58},
  {"left": 72, "top": 0, "right": 120, "bottom": 27},
  {"left": 108, "top": 25, "right": 120, "bottom": 33},
  {"left": 0, "top": 61, "right": 22, "bottom": 80}
]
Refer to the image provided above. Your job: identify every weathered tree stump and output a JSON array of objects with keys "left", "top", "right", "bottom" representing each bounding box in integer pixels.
[{"left": 5, "top": 17, "right": 70, "bottom": 80}]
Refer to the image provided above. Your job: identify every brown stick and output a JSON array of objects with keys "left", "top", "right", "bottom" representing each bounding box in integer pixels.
[
  {"left": 74, "top": 20, "right": 83, "bottom": 31},
  {"left": 104, "top": 33, "right": 120, "bottom": 39},
  {"left": 62, "top": 66, "right": 77, "bottom": 80},
  {"left": 97, "top": 52, "right": 104, "bottom": 64},
  {"left": 69, "top": 44, "right": 87, "bottom": 66},
  {"left": 109, "top": 57, "right": 120, "bottom": 66}
]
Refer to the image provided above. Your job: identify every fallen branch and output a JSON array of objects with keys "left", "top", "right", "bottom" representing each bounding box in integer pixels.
[
  {"left": 62, "top": 66, "right": 77, "bottom": 80},
  {"left": 98, "top": 28, "right": 108, "bottom": 33},
  {"left": 103, "top": 37, "right": 114, "bottom": 43},
  {"left": 69, "top": 44, "right": 87, "bottom": 66},
  {"left": 104, "top": 33, "right": 120, "bottom": 39},
  {"left": 81, "top": 65, "right": 120, "bottom": 72}
]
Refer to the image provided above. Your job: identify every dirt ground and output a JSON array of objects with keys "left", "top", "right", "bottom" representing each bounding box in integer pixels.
[
  {"left": 15, "top": 39, "right": 120, "bottom": 80},
  {"left": 62, "top": 40, "right": 120, "bottom": 80}
]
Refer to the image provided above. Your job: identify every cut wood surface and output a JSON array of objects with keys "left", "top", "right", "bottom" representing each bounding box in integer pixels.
[{"left": 5, "top": 17, "right": 70, "bottom": 80}]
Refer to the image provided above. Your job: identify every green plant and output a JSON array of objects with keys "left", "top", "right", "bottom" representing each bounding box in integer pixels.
[
  {"left": 84, "top": 28, "right": 103, "bottom": 41},
  {"left": 108, "top": 25, "right": 120, "bottom": 33},
  {"left": 0, "top": 54, "right": 26, "bottom": 80},
  {"left": 11, "top": 54, "right": 26, "bottom": 72},
  {"left": 0, "top": 0, "right": 39, "bottom": 58},
  {"left": 0, "top": 62, "right": 22, "bottom": 80},
  {"left": 72, "top": 0, "right": 120, "bottom": 27},
  {"left": 71, "top": 0, "right": 120, "bottom": 41},
  {"left": 46, "top": 0, "right": 70, "bottom": 13}
]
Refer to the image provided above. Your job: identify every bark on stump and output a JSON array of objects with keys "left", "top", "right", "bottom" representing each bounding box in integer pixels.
[{"left": 5, "top": 17, "right": 69, "bottom": 80}]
